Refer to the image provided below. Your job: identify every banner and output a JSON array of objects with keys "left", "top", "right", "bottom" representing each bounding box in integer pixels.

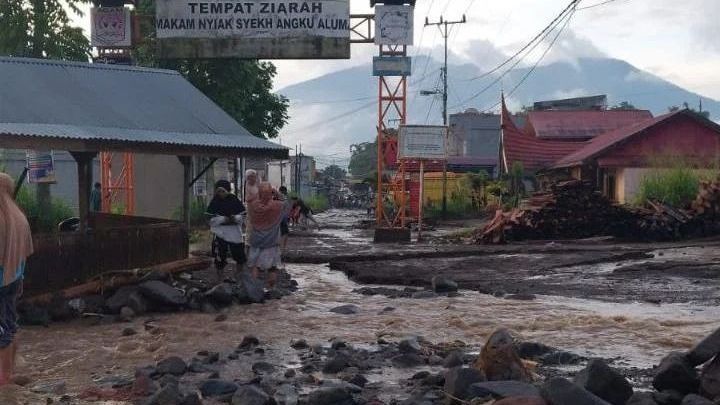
[
  {"left": 26, "top": 151, "right": 57, "bottom": 184},
  {"left": 398, "top": 126, "right": 447, "bottom": 160},
  {"left": 155, "top": 0, "right": 351, "bottom": 59},
  {"left": 91, "top": 7, "right": 132, "bottom": 47},
  {"left": 375, "top": 5, "right": 414, "bottom": 45}
]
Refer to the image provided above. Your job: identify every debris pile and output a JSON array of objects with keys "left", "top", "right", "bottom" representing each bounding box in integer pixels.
[{"left": 477, "top": 178, "right": 720, "bottom": 244}]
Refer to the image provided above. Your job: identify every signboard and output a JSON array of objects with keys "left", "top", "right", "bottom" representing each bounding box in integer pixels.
[
  {"left": 155, "top": 0, "right": 351, "bottom": 59},
  {"left": 398, "top": 125, "right": 447, "bottom": 160},
  {"left": 194, "top": 179, "right": 207, "bottom": 197},
  {"left": 373, "top": 56, "right": 411, "bottom": 76},
  {"left": 91, "top": 7, "right": 132, "bottom": 47},
  {"left": 26, "top": 151, "right": 56, "bottom": 184},
  {"left": 375, "top": 5, "right": 414, "bottom": 45}
]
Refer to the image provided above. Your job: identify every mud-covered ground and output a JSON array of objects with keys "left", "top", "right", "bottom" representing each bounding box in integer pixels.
[{"left": 6, "top": 210, "right": 720, "bottom": 404}]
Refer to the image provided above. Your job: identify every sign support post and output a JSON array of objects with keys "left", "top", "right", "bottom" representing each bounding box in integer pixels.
[{"left": 418, "top": 160, "right": 424, "bottom": 241}]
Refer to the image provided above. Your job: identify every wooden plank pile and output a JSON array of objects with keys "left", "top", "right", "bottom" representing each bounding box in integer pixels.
[{"left": 476, "top": 178, "right": 720, "bottom": 244}]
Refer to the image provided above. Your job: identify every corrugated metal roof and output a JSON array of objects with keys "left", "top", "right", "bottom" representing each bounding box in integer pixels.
[
  {"left": 0, "top": 57, "right": 286, "bottom": 152},
  {"left": 553, "top": 111, "right": 681, "bottom": 168},
  {"left": 527, "top": 109, "right": 653, "bottom": 140}
]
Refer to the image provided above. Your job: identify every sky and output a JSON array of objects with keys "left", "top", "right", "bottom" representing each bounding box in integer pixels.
[{"left": 73, "top": 0, "right": 720, "bottom": 164}]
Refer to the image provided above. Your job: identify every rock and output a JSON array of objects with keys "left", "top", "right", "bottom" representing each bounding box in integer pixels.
[
  {"left": 330, "top": 304, "right": 360, "bottom": 315},
  {"left": 348, "top": 374, "right": 368, "bottom": 388},
  {"left": 200, "top": 379, "right": 239, "bottom": 397},
  {"left": 131, "top": 373, "right": 158, "bottom": 396},
  {"left": 515, "top": 342, "right": 554, "bottom": 360},
  {"left": 306, "top": 387, "right": 356, "bottom": 405},
  {"left": 181, "top": 393, "right": 203, "bottom": 405},
  {"left": 399, "top": 337, "right": 422, "bottom": 354},
  {"left": 468, "top": 381, "right": 541, "bottom": 399},
  {"left": 274, "top": 384, "right": 299, "bottom": 405},
  {"left": 494, "top": 397, "right": 547, "bottom": 405},
  {"left": 291, "top": 339, "right": 309, "bottom": 350},
  {"left": 156, "top": 356, "right": 187, "bottom": 376},
  {"left": 573, "top": 359, "right": 633, "bottom": 405},
  {"left": 323, "top": 354, "right": 350, "bottom": 374},
  {"left": 331, "top": 338, "right": 348, "bottom": 350},
  {"left": 412, "top": 371, "right": 431, "bottom": 380},
  {"left": 119, "top": 306, "right": 135, "bottom": 322},
  {"left": 31, "top": 380, "right": 66, "bottom": 395},
  {"left": 681, "top": 394, "right": 714, "bottom": 405},
  {"left": 653, "top": 352, "right": 700, "bottom": 394},
  {"left": 444, "top": 367, "right": 486, "bottom": 404},
  {"left": 539, "top": 351, "right": 583, "bottom": 365},
  {"left": 429, "top": 355, "right": 444, "bottom": 366},
  {"left": 11, "top": 375, "right": 32, "bottom": 387},
  {"left": 228, "top": 353, "right": 239, "bottom": 360},
  {"left": 122, "top": 327, "right": 137, "bottom": 336},
  {"left": 106, "top": 286, "right": 139, "bottom": 313},
  {"left": 158, "top": 374, "right": 179, "bottom": 388},
  {"left": 235, "top": 272, "right": 265, "bottom": 304},
  {"left": 653, "top": 390, "right": 684, "bottom": 405},
  {"left": 541, "top": 378, "right": 611, "bottom": 405},
  {"left": 239, "top": 335, "right": 260, "bottom": 350},
  {"left": 626, "top": 393, "right": 660, "bottom": 405},
  {"left": 411, "top": 291, "right": 438, "bottom": 299},
  {"left": 48, "top": 296, "right": 74, "bottom": 321},
  {"left": 504, "top": 294, "right": 537, "bottom": 301},
  {"left": 474, "top": 328, "right": 532, "bottom": 382},
  {"left": 444, "top": 352, "right": 464, "bottom": 368},
  {"left": 431, "top": 276, "right": 458, "bottom": 293},
  {"left": 201, "top": 302, "right": 218, "bottom": 314},
  {"left": 215, "top": 314, "right": 228, "bottom": 322},
  {"left": 252, "top": 361, "right": 276, "bottom": 374},
  {"left": 187, "top": 359, "right": 208, "bottom": 373},
  {"left": 206, "top": 283, "right": 235, "bottom": 306},
  {"left": 202, "top": 351, "right": 220, "bottom": 364},
  {"left": 229, "top": 386, "right": 271, "bottom": 405},
  {"left": 127, "top": 291, "right": 149, "bottom": 315},
  {"left": 138, "top": 281, "right": 187, "bottom": 307},
  {"left": 284, "top": 369, "right": 296, "bottom": 378},
  {"left": 392, "top": 354, "right": 425, "bottom": 368},
  {"left": 700, "top": 355, "right": 720, "bottom": 399},
  {"left": 687, "top": 327, "right": 720, "bottom": 366},
  {"left": 145, "top": 384, "right": 182, "bottom": 405}
]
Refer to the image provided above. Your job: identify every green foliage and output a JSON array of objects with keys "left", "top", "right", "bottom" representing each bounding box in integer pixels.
[
  {"left": 171, "top": 198, "right": 209, "bottom": 228},
  {"left": 322, "top": 164, "right": 347, "bottom": 181},
  {"left": 0, "top": 0, "right": 90, "bottom": 60},
  {"left": 134, "top": 0, "right": 288, "bottom": 139},
  {"left": 424, "top": 182, "right": 475, "bottom": 220},
  {"left": 610, "top": 101, "right": 637, "bottom": 110},
  {"left": 463, "top": 171, "right": 490, "bottom": 210},
  {"left": 15, "top": 186, "right": 74, "bottom": 233},
  {"left": 349, "top": 141, "right": 377, "bottom": 178},
  {"left": 635, "top": 167, "right": 702, "bottom": 208},
  {"left": 305, "top": 195, "right": 328, "bottom": 213}
]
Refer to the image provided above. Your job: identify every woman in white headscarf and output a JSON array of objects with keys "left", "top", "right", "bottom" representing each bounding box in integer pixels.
[{"left": 0, "top": 173, "right": 33, "bottom": 385}]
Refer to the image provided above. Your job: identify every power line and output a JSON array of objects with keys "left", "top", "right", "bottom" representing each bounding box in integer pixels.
[
  {"left": 464, "top": 0, "right": 580, "bottom": 83},
  {"left": 577, "top": 0, "right": 627, "bottom": 10}
]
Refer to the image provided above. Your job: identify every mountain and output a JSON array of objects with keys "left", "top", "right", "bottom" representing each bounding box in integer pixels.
[{"left": 278, "top": 57, "right": 720, "bottom": 161}]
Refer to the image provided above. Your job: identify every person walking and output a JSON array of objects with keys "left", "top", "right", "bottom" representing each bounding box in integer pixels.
[
  {"left": 247, "top": 183, "right": 290, "bottom": 288},
  {"left": 291, "top": 197, "right": 320, "bottom": 231},
  {"left": 206, "top": 180, "right": 246, "bottom": 279},
  {"left": 90, "top": 182, "right": 102, "bottom": 212},
  {"left": 0, "top": 173, "right": 33, "bottom": 385},
  {"left": 277, "top": 186, "right": 290, "bottom": 251}
]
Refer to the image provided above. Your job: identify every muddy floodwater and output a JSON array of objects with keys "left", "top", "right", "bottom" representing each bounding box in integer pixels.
[{"left": 9, "top": 210, "right": 720, "bottom": 403}]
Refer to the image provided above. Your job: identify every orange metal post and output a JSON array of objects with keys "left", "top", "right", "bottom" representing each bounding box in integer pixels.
[{"left": 100, "top": 151, "right": 135, "bottom": 215}]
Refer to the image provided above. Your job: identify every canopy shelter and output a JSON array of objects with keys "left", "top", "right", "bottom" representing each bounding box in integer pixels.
[{"left": 0, "top": 57, "right": 288, "bottom": 230}]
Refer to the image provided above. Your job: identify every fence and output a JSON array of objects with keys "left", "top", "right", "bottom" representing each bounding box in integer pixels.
[{"left": 24, "top": 213, "right": 188, "bottom": 296}]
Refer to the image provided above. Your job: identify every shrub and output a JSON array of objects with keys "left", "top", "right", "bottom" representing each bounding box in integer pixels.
[
  {"left": 636, "top": 167, "right": 701, "bottom": 208},
  {"left": 171, "top": 198, "right": 209, "bottom": 228},
  {"left": 306, "top": 195, "right": 328, "bottom": 213},
  {"left": 15, "top": 186, "right": 74, "bottom": 233}
]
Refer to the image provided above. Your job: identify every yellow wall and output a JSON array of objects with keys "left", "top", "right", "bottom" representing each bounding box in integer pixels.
[{"left": 422, "top": 172, "right": 463, "bottom": 206}]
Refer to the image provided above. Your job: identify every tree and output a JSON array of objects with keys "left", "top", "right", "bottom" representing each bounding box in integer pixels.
[
  {"left": 668, "top": 102, "right": 710, "bottom": 119},
  {"left": 322, "top": 165, "right": 347, "bottom": 181},
  {"left": 134, "top": 0, "right": 288, "bottom": 139},
  {"left": 348, "top": 141, "right": 377, "bottom": 178},
  {"left": 610, "top": 101, "right": 637, "bottom": 110},
  {"left": 0, "top": 0, "right": 90, "bottom": 60}
]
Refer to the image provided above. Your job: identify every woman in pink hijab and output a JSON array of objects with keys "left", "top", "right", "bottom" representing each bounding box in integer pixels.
[
  {"left": 0, "top": 173, "right": 33, "bottom": 384},
  {"left": 247, "top": 183, "right": 290, "bottom": 288}
]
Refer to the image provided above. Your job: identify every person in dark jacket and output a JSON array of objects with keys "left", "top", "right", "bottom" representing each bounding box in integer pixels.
[{"left": 207, "top": 180, "right": 246, "bottom": 277}]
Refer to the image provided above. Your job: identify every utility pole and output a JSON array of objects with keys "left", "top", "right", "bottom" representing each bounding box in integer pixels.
[{"left": 424, "top": 14, "right": 466, "bottom": 218}]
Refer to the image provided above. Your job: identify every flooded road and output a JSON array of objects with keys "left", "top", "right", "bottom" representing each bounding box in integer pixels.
[{"left": 11, "top": 210, "right": 720, "bottom": 402}]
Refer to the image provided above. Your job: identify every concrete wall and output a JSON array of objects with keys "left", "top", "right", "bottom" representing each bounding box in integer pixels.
[{"left": 133, "top": 154, "right": 184, "bottom": 219}]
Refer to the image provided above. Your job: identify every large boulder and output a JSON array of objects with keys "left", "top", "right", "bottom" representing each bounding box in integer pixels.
[
  {"left": 145, "top": 384, "right": 182, "bottom": 405},
  {"left": 541, "top": 378, "right": 611, "bottom": 405},
  {"left": 432, "top": 276, "right": 458, "bottom": 293},
  {"left": 573, "top": 359, "right": 633, "bottom": 405},
  {"left": 139, "top": 281, "right": 187, "bottom": 307},
  {"left": 399, "top": 337, "right": 422, "bottom": 354},
  {"left": 330, "top": 305, "right": 360, "bottom": 315},
  {"left": 106, "top": 286, "right": 147, "bottom": 314},
  {"left": 205, "top": 283, "right": 235, "bottom": 306},
  {"left": 156, "top": 357, "right": 187, "bottom": 376},
  {"left": 200, "top": 379, "right": 239, "bottom": 397},
  {"left": 653, "top": 352, "right": 700, "bottom": 394},
  {"left": 444, "top": 367, "right": 486, "bottom": 404},
  {"left": 306, "top": 387, "right": 356, "bottom": 405},
  {"left": 700, "top": 355, "right": 720, "bottom": 399},
  {"left": 627, "top": 393, "right": 660, "bottom": 405},
  {"left": 467, "top": 381, "right": 541, "bottom": 399},
  {"left": 474, "top": 328, "right": 532, "bottom": 382},
  {"left": 681, "top": 394, "right": 714, "bottom": 405},
  {"left": 231, "top": 385, "right": 271, "bottom": 405},
  {"left": 235, "top": 273, "right": 265, "bottom": 304},
  {"left": 494, "top": 397, "right": 547, "bottom": 405},
  {"left": 687, "top": 327, "right": 720, "bottom": 366}
]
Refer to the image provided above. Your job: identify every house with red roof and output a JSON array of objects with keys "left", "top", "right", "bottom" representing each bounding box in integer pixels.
[{"left": 499, "top": 96, "right": 720, "bottom": 204}]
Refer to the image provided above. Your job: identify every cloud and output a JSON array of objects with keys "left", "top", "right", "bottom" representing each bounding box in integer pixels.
[
  {"left": 541, "top": 29, "right": 605, "bottom": 67},
  {"left": 691, "top": 0, "right": 720, "bottom": 52}
]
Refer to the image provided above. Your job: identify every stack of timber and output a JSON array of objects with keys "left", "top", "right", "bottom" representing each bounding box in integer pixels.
[
  {"left": 626, "top": 201, "right": 692, "bottom": 241},
  {"left": 688, "top": 176, "right": 720, "bottom": 234},
  {"left": 476, "top": 180, "right": 626, "bottom": 244}
]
